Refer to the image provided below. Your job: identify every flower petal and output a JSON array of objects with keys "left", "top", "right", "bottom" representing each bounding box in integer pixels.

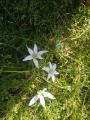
[
  {"left": 34, "top": 44, "right": 38, "bottom": 53},
  {"left": 39, "top": 95, "right": 45, "bottom": 107},
  {"left": 42, "top": 67, "right": 49, "bottom": 73},
  {"left": 43, "top": 92, "right": 56, "bottom": 100},
  {"left": 23, "top": 55, "right": 33, "bottom": 61},
  {"left": 52, "top": 75, "right": 55, "bottom": 82},
  {"left": 27, "top": 47, "right": 33, "bottom": 55},
  {"left": 37, "top": 54, "right": 43, "bottom": 59},
  {"left": 38, "top": 51, "right": 48, "bottom": 56},
  {"left": 47, "top": 74, "right": 51, "bottom": 80},
  {"left": 49, "top": 62, "right": 53, "bottom": 69},
  {"left": 53, "top": 64, "right": 57, "bottom": 70},
  {"left": 29, "top": 95, "right": 39, "bottom": 106},
  {"left": 43, "top": 88, "right": 47, "bottom": 92},
  {"left": 33, "top": 59, "right": 39, "bottom": 68},
  {"left": 54, "top": 71, "right": 59, "bottom": 75}
]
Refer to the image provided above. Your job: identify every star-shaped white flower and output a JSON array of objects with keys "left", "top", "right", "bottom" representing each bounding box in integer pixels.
[
  {"left": 43, "top": 62, "right": 59, "bottom": 82},
  {"left": 23, "top": 44, "right": 48, "bottom": 68},
  {"left": 29, "top": 88, "right": 56, "bottom": 107}
]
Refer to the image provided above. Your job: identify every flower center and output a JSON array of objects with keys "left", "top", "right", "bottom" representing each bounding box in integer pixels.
[
  {"left": 37, "top": 90, "right": 42, "bottom": 95},
  {"left": 33, "top": 53, "right": 38, "bottom": 59},
  {"left": 37, "top": 90, "right": 44, "bottom": 96},
  {"left": 49, "top": 69, "right": 54, "bottom": 74}
]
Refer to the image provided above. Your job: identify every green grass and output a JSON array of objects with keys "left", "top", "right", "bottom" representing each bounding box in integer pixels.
[{"left": 0, "top": 0, "right": 90, "bottom": 120}]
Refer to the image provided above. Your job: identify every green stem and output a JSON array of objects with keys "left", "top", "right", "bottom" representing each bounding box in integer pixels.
[{"left": 0, "top": 70, "right": 30, "bottom": 73}]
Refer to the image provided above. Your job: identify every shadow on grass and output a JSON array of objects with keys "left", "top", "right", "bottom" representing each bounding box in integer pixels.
[{"left": 0, "top": 0, "right": 84, "bottom": 119}]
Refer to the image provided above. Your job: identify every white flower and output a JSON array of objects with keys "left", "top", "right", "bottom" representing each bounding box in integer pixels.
[
  {"left": 29, "top": 88, "right": 56, "bottom": 107},
  {"left": 43, "top": 62, "right": 59, "bottom": 82},
  {"left": 23, "top": 44, "right": 48, "bottom": 68}
]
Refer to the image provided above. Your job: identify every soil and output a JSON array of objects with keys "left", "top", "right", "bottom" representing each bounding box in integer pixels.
[{"left": 85, "top": 0, "right": 90, "bottom": 6}]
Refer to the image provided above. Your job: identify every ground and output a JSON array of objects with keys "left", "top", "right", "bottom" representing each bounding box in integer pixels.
[{"left": 0, "top": 0, "right": 90, "bottom": 120}]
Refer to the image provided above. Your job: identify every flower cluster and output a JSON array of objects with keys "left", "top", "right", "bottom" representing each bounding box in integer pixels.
[{"left": 23, "top": 44, "right": 59, "bottom": 107}]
